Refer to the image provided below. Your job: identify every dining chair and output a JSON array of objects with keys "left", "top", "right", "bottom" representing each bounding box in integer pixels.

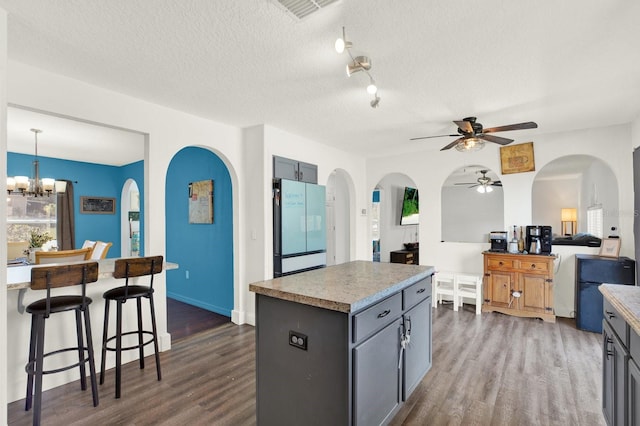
[
  {"left": 35, "top": 247, "right": 92, "bottom": 264},
  {"left": 90, "top": 241, "right": 113, "bottom": 259},
  {"left": 8, "top": 241, "right": 29, "bottom": 260}
]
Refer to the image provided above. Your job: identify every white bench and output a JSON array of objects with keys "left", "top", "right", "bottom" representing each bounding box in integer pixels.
[{"left": 432, "top": 272, "right": 483, "bottom": 315}]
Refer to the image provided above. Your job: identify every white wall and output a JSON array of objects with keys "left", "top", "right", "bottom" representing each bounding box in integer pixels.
[
  {"left": 367, "top": 123, "right": 636, "bottom": 276},
  {"left": 441, "top": 186, "right": 504, "bottom": 243},
  {"left": 581, "top": 160, "right": 619, "bottom": 236},
  {"left": 1, "top": 7, "right": 9, "bottom": 424}
]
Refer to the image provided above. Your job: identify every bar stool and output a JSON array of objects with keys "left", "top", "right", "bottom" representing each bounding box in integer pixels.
[
  {"left": 25, "top": 262, "right": 100, "bottom": 426},
  {"left": 100, "top": 256, "right": 163, "bottom": 398}
]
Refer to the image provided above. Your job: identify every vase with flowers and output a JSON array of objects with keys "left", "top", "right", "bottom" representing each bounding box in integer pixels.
[{"left": 27, "top": 229, "right": 53, "bottom": 263}]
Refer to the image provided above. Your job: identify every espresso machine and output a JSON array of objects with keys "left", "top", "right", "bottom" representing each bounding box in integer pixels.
[
  {"left": 525, "top": 226, "right": 552, "bottom": 254},
  {"left": 489, "top": 231, "right": 508, "bottom": 252}
]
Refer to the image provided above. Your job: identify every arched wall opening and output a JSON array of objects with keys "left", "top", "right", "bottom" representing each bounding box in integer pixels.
[
  {"left": 373, "top": 173, "right": 419, "bottom": 263},
  {"left": 165, "top": 146, "right": 234, "bottom": 317}
]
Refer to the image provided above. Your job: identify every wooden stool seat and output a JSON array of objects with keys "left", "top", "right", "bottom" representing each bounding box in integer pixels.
[
  {"left": 25, "top": 262, "right": 100, "bottom": 426},
  {"left": 100, "top": 256, "right": 163, "bottom": 399}
]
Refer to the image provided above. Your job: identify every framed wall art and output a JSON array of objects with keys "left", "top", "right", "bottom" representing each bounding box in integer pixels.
[
  {"left": 80, "top": 196, "right": 116, "bottom": 214},
  {"left": 500, "top": 142, "right": 535, "bottom": 175},
  {"left": 599, "top": 238, "right": 621, "bottom": 258},
  {"left": 188, "top": 179, "right": 214, "bottom": 224}
]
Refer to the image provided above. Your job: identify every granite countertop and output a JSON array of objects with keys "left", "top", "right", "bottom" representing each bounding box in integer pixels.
[
  {"left": 600, "top": 284, "right": 640, "bottom": 335},
  {"left": 6, "top": 258, "right": 179, "bottom": 290},
  {"left": 249, "top": 260, "right": 435, "bottom": 313}
]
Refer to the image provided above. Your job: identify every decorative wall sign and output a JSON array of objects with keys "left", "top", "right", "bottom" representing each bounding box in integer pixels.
[
  {"left": 80, "top": 196, "right": 116, "bottom": 214},
  {"left": 188, "top": 179, "right": 214, "bottom": 224},
  {"left": 500, "top": 142, "right": 535, "bottom": 175}
]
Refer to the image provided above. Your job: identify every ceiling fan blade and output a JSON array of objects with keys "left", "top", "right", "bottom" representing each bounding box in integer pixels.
[
  {"left": 454, "top": 120, "right": 473, "bottom": 134},
  {"left": 479, "top": 134, "right": 513, "bottom": 145},
  {"left": 483, "top": 122, "right": 538, "bottom": 133},
  {"left": 409, "top": 134, "right": 459, "bottom": 141},
  {"left": 491, "top": 181, "right": 503, "bottom": 186},
  {"left": 454, "top": 182, "right": 477, "bottom": 185},
  {"left": 440, "top": 137, "right": 466, "bottom": 151}
]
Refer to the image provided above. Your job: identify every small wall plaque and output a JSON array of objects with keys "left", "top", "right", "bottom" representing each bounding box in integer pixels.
[{"left": 500, "top": 142, "right": 535, "bottom": 175}]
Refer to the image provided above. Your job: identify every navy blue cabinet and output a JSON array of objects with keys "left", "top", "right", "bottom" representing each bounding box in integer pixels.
[{"left": 576, "top": 254, "right": 635, "bottom": 333}]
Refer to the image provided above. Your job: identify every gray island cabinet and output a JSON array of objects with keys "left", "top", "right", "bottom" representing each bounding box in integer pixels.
[
  {"left": 599, "top": 284, "right": 640, "bottom": 426},
  {"left": 249, "top": 260, "right": 435, "bottom": 426}
]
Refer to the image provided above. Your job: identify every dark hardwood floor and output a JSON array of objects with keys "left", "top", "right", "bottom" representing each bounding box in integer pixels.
[
  {"left": 8, "top": 303, "right": 605, "bottom": 425},
  {"left": 166, "top": 298, "right": 230, "bottom": 341}
]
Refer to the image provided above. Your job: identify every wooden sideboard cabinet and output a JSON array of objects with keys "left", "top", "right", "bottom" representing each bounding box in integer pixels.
[
  {"left": 482, "top": 252, "right": 556, "bottom": 322},
  {"left": 390, "top": 249, "right": 419, "bottom": 265}
]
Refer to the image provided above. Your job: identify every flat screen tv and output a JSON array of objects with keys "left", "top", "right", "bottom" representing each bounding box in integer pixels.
[{"left": 400, "top": 187, "right": 419, "bottom": 225}]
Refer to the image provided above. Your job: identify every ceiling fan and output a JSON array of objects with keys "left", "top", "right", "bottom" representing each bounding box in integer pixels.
[
  {"left": 455, "top": 169, "right": 502, "bottom": 193},
  {"left": 410, "top": 116, "right": 538, "bottom": 151}
]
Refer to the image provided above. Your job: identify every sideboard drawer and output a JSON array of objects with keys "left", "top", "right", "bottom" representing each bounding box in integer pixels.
[
  {"left": 487, "top": 258, "right": 515, "bottom": 270},
  {"left": 518, "top": 261, "right": 549, "bottom": 272},
  {"left": 353, "top": 293, "right": 402, "bottom": 343}
]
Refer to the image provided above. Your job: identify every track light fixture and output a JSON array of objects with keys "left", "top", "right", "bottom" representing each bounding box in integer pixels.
[{"left": 335, "top": 26, "right": 380, "bottom": 108}]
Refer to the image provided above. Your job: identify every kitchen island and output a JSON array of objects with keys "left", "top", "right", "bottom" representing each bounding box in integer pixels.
[
  {"left": 599, "top": 284, "right": 640, "bottom": 426},
  {"left": 250, "top": 260, "right": 435, "bottom": 426}
]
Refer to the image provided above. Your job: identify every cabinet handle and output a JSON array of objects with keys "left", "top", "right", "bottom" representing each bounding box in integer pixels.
[
  {"left": 606, "top": 337, "right": 615, "bottom": 360},
  {"left": 416, "top": 288, "right": 426, "bottom": 294},
  {"left": 530, "top": 264, "right": 536, "bottom": 269},
  {"left": 498, "top": 261, "right": 504, "bottom": 266},
  {"left": 605, "top": 311, "right": 615, "bottom": 320},
  {"left": 377, "top": 309, "right": 391, "bottom": 318}
]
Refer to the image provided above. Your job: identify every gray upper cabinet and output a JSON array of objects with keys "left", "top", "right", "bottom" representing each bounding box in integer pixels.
[{"left": 273, "top": 155, "right": 318, "bottom": 183}]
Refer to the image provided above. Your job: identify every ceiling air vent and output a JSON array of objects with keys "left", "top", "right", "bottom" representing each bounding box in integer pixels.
[{"left": 273, "top": 0, "right": 342, "bottom": 20}]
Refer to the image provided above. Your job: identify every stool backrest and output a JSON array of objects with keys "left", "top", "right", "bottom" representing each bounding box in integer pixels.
[
  {"left": 35, "top": 247, "right": 92, "bottom": 264},
  {"left": 31, "top": 262, "right": 99, "bottom": 290},
  {"left": 113, "top": 256, "right": 164, "bottom": 279},
  {"left": 31, "top": 262, "right": 99, "bottom": 315}
]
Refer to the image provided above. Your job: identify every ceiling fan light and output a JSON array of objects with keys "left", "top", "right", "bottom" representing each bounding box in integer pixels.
[
  {"left": 485, "top": 185, "right": 494, "bottom": 193},
  {"left": 476, "top": 185, "right": 486, "bottom": 194},
  {"left": 455, "top": 137, "right": 485, "bottom": 152}
]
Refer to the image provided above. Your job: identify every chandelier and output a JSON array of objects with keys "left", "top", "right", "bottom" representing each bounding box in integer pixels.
[{"left": 6, "top": 129, "right": 66, "bottom": 197}]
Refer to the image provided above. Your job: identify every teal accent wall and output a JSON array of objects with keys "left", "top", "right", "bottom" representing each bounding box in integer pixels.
[
  {"left": 165, "top": 147, "right": 234, "bottom": 317},
  {"left": 8, "top": 152, "right": 143, "bottom": 257}
]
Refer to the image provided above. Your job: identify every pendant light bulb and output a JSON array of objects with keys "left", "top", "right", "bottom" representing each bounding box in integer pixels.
[
  {"left": 366, "top": 78, "right": 377, "bottom": 95},
  {"left": 335, "top": 26, "right": 352, "bottom": 53}
]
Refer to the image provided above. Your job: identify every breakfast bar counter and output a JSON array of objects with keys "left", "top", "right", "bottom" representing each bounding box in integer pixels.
[
  {"left": 250, "top": 260, "right": 435, "bottom": 425},
  {"left": 5, "top": 257, "right": 178, "bottom": 403}
]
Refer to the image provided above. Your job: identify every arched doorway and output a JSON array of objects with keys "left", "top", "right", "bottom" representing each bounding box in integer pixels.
[{"left": 164, "top": 147, "right": 234, "bottom": 338}]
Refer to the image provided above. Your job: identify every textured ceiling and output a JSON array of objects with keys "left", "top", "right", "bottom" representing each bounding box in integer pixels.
[{"left": 2, "top": 0, "right": 640, "bottom": 164}]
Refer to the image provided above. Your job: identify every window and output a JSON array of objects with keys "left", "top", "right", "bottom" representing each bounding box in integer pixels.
[
  {"left": 587, "top": 205, "right": 603, "bottom": 238},
  {"left": 7, "top": 194, "right": 57, "bottom": 244}
]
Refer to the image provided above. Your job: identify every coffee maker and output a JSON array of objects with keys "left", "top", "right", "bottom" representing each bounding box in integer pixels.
[
  {"left": 489, "top": 231, "right": 508, "bottom": 252},
  {"left": 525, "top": 225, "right": 552, "bottom": 254}
]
